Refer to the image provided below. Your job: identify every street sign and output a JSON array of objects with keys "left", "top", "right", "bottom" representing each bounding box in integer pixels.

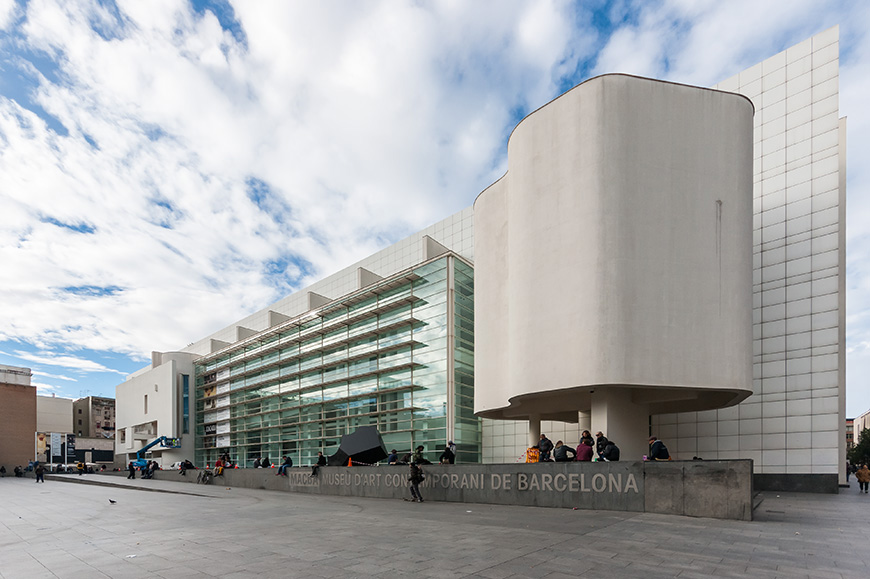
[{"left": 66, "top": 434, "right": 76, "bottom": 461}]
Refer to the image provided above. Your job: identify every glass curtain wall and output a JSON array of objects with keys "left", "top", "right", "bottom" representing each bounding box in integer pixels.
[{"left": 194, "top": 255, "right": 480, "bottom": 467}]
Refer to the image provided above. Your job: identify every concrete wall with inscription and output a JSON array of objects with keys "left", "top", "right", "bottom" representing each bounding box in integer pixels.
[{"left": 131, "top": 460, "right": 752, "bottom": 520}]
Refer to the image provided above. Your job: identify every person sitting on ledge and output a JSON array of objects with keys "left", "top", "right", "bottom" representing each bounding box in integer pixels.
[
  {"left": 575, "top": 439, "right": 594, "bottom": 462},
  {"left": 553, "top": 441, "right": 576, "bottom": 462},
  {"left": 599, "top": 440, "right": 620, "bottom": 462},
  {"left": 311, "top": 452, "right": 327, "bottom": 477},
  {"left": 386, "top": 449, "right": 399, "bottom": 465},
  {"left": 260, "top": 456, "right": 271, "bottom": 469},
  {"left": 647, "top": 436, "right": 671, "bottom": 461},
  {"left": 439, "top": 444, "right": 455, "bottom": 464},
  {"left": 277, "top": 455, "right": 292, "bottom": 476}
]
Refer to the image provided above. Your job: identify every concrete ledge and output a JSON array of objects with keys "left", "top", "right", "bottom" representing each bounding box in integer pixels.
[
  {"left": 754, "top": 473, "right": 838, "bottom": 494},
  {"left": 113, "top": 459, "right": 752, "bottom": 520}
]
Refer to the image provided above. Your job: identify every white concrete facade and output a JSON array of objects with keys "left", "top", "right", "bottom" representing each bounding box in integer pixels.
[
  {"left": 473, "top": 74, "right": 755, "bottom": 461},
  {"left": 652, "top": 26, "right": 845, "bottom": 479},
  {"left": 115, "top": 351, "right": 196, "bottom": 466},
  {"left": 481, "top": 28, "right": 845, "bottom": 483}
]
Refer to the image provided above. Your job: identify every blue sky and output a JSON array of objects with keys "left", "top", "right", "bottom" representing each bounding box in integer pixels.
[{"left": 1, "top": 1, "right": 869, "bottom": 415}]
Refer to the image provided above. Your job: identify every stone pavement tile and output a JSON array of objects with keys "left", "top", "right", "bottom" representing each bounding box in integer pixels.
[
  {"left": 418, "top": 567, "right": 473, "bottom": 579},
  {"left": 469, "top": 566, "right": 516, "bottom": 579}
]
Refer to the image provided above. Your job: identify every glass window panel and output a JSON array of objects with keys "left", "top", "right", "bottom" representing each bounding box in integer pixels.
[
  {"left": 379, "top": 347, "right": 412, "bottom": 369},
  {"left": 300, "top": 370, "right": 322, "bottom": 388},
  {"left": 300, "top": 389, "right": 322, "bottom": 405},
  {"left": 323, "top": 384, "right": 348, "bottom": 401},
  {"left": 348, "top": 377, "right": 378, "bottom": 396}
]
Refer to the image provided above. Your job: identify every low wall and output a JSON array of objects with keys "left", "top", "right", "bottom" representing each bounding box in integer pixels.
[
  {"left": 129, "top": 459, "right": 753, "bottom": 520},
  {"left": 754, "top": 473, "right": 839, "bottom": 494}
]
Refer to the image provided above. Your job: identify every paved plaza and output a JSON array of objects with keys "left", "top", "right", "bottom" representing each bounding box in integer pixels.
[{"left": 1, "top": 474, "right": 869, "bottom": 579}]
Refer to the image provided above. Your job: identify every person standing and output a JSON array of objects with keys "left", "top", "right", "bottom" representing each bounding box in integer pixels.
[
  {"left": 595, "top": 432, "right": 609, "bottom": 457},
  {"left": 77, "top": 462, "right": 84, "bottom": 476},
  {"left": 856, "top": 464, "right": 870, "bottom": 493},
  {"left": 553, "top": 441, "right": 576, "bottom": 462},
  {"left": 647, "top": 437, "right": 671, "bottom": 461},
  {"left": 408, "top": 461, "right": 425, "bottom": 503},
  {"left": 846, "top": 462, "right": 852, "bottom": 482},
  {"left": 413, "top": 446, "right": 432, "bottom": 465},
  {"left": 35, "top": 463, "right": 45, "bottom": 483},
  {"left": 536, "top": 434, "right": 554, "bottom": 462},
  {"left": 127, "top": 462, "right": 136, "bottom": 479}
]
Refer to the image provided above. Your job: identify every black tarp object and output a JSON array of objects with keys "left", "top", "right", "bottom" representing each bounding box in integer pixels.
[{"left": 327, "top": 426, "right": 388, "bottom": 466}]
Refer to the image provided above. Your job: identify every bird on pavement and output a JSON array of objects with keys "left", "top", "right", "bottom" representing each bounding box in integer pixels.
[{"left": 108, "top": 499, "right": 116, "bottom": 504}]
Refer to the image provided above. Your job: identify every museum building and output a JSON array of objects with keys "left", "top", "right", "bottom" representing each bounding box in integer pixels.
[{"left": 115, "top": 28, "right": 846, "bottom": 491}]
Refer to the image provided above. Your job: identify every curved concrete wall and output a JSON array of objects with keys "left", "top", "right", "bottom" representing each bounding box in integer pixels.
[{"left": 474, "top": 74, "right": 754, "bottom": 421}]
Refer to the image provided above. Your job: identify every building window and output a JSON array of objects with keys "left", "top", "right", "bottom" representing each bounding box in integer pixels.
[
  {"left": 78, "top": 409, "right": 82, "bottom": 414},
  {"left": 182, "top": 374, "right": 190, "bottom": 434},
  {"left": 144, "top": 394, "right": 148, "bottom": 414},
  {"left": 78, "top": 419, "right": 82, "bottom": 426}
]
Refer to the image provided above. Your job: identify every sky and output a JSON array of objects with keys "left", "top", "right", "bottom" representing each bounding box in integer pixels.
[{"left": 0, "top": 1, "right": 868, "bottom": 414}]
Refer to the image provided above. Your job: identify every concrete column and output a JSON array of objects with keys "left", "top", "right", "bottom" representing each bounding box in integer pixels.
[
  {"left": 589, "top": 388, "right": 649, "bottom": 461},
  {"left": 528, "top": 414, "right": 541, "bottom": 448},
  {"left": 577, "top": 410, "right": 591, "bottom": 432}
]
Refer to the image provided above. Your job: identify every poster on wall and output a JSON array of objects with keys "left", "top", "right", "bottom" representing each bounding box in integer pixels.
[
  {"left": 37, "top": 433, "right": 46, "bottom": 457},
  {"left": 66, "top": 434, "right": 76, "bottom": 461}
]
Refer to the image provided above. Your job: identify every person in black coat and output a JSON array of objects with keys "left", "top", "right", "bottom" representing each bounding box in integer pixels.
[
  {"left": 439, "top": 445, "right": 455, "bottom": 464},
  {"left": 127, "top": 462, "right": 136, "bottom": 479},
  {"left": 600, "top": 441, "right": 620, "bottom": 462},
  {"left": 647, "top": 437, "right": 670, "bottom": 461},
  {"left": 311, "top": 452, "right": 327, "bottom": 477},
  {"left": 595, "top": 432, "right": 609, "bottom": 456},
  {"left": 536, "top": 434, "right": 554, "bottom": 462},
  {"left": 408, "top": 462, "right": 425, "bottom": 502}
]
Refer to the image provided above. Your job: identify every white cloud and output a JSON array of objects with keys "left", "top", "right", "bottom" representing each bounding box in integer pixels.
[
  {"left": 31, "top": 370, "right": 78, "bottom": 381},
  {"left": 32, "top": 381, "right": 61, "bottom": 394},
  {"left": 0, "top": 0, "right": 16, "bottom": 30},
  {"left": 0, "top": 0, "right": 598, "bottom": 359},
  {"left": 12, "top": 350, "right": 125, "bottom": 375}
]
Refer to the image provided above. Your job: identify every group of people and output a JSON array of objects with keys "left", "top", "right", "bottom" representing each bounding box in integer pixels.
[
  {"left": 125, "top": 460, "right": 160, "bottom": 479},
  {"left": 532, "top": 431, "right": 671, "bottom": 463},
  {"left": 386, "top": 442, "right": 457, "bottom": 466}
]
